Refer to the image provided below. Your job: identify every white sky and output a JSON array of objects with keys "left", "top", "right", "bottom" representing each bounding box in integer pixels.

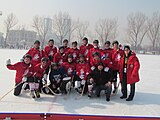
[{"left": 0, "top": 0, "right": 160, "bottom": 44}]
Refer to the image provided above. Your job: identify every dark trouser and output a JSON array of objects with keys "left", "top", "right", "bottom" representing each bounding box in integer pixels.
[
  {"left": 92, "top": 85, "right": 112, "bottom": 98},
  {"left": 14, "top": 82, "right": 24, "bottom": 96},
  {"left": 122, "top": 73, "right": 135, "bottom": 99},
  {"left": 112, "top": 70, "right": 119, "bottom": 82},
  {"left": 34, "top": 77, "right": 43, "bottom": 93}
]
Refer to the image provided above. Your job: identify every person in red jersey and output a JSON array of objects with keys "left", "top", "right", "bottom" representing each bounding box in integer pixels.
[
  {"left": 119, "top": 45, "right": 140, "bottom": 101},
  {"left": 6, "top": 54, "right": 34, "bottom": 96},
  {"left": 65, "top": 41, "right": 80, "bottom": 63},
  {"left": 53, "top": 46, "right": 67, "bottom": 65},
  {"left": 60, "top": 54, "right": 76, "bottom": 94},
  {"left": 88, "top": 40, "right": 102, "bottom": 65},
  {"left": 25, "top": 40, "right": 47, "bottom": 67},
  {"left": 102, "top": 41, "right": 113, "bottom": 61},
  {"left": 75, "top": 54, "right": 91, "bottom": 94},
  {"left": 79, "top": 37, "right": 93, "bottom": 62},
  {"left": 44, "top": 39, "right": 57, "bottom": 61},
  {"left": 63, "top": 39, "right": 70, "bottom": 53},
  {"left": 33, "top": 57, "right": 49, "bottom": 95},
  {"left": 111, "top": 40, "right": 124, "bottom": 93}
]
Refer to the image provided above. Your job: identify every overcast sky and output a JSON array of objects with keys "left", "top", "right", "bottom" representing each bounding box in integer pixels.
[{"left": 0, "top": 0, "right": 160, "bottom": 44}]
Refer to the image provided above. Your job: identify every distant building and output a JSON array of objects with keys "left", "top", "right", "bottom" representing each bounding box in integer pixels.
[{"left": 7, "top": 29, "right": 37, "bottom": 48}]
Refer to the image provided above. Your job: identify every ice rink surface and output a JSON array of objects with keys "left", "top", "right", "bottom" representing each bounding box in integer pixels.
[{"left": 0, "top": 49, "right": 160, "bottom": 117}]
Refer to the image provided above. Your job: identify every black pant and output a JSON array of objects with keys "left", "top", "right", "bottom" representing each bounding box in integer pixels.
[
  {"left": 112, "top": 70, "right": 119, "bottom": 82},
  {"left": 14, "top": 82, "right": 24, "bottom": 96},
  {"left": 92, "top": 85, "right": 112, "bottom": 98},
  {"left": 122, "top": 73, "right": 135, "bottom": 99}
]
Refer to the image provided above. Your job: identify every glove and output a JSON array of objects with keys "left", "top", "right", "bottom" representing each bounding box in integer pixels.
[
  {"left": 22, "top": 77, "right": 27, "bottom": 82},
  {"left": 91, "top": 66, "right": 95, "bottom": 71},
  {"left": 104, "top": 67, "right": 109, "bottom": 72},
  {"left": 81, "top": 80, "right": 86, "bottom": 85},
  {"left": 6, "top": 59, "right": 11, "bottom": 66}
]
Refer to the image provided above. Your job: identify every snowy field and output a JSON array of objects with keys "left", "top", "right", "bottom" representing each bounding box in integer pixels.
[{"left": 0, "top": 49, "right": 160, "bottom": 117}]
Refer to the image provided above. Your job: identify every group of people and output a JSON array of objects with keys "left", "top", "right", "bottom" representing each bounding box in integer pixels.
[{"left": 6, "top": 37, "right": 140, "bottom": 102}]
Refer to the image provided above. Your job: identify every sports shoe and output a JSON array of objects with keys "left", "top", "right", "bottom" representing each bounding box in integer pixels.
[
  {"left": 113, "top": 87, "right": 117, "bottom": 93},
  {"left": 35, "top": 90, "right": 40, "bottom": 98},
  {"left": 120, "top": 95, "right": 127, "bottom": 99},
  {"left": 126, "top": 97, "right": 133, "bottom": 101},
  {"left": 30, "top": 90, "right": 35, "bottom": 98},
  {"left": 106, "top": 98, "right": 110, "bottom": 102}
]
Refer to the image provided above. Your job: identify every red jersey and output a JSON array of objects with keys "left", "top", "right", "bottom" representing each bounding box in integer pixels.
[
  {"left": 26, "top": 48, "right": 47, "bottom": 67},
  {"left": 112, "top": 49, "right": 124, "bottom": 70},
  {"left": 44, "top": 45, "right": 57, "bottom": 57},
  {"left": 66, "top": 48, "right": 80, "bottom": 63},
  {"left": 34, "top": 63, "right": 49, "bottom": 79},
  {"left": 76, "top": 62, "right": 91, "bottom": 80},
  {"left": 7, "top": 62, "right": 34, "bottom": 83},
  {"left": 62, "top": 62, "right": 76, "bottom": 77},
  {"left": 64, "top": 46, "right": 70, "bottom": 53},
  {"left": 53, "top": 52, "right": 67, "bottom": 65}
]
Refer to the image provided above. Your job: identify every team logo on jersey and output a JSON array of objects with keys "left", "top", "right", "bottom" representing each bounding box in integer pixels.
[
  {"left": 53, "top": 74, "right": 61, "bottom": 82},
  {"left": 49, "top": 51, "right": 54, "bottom": 56},
  {"left": 130, "top": 64, "right": 133, "bottom": 68},
  {"left": 73, "top": 53, "right": 77, "bottom": 58},
  {"left": 101, "top": 54, "right": 106, "bottom": 60},
  {"left": 80, "top": 69, "right": 85, "bottom": 79},
  {"left": 33, "top": 54, "right": 39, "bottom": 60},
  {"left": 116, "top": 54, "right": 121, "bottom": 61},
  {"left": 59, "top": 59, "right": 63, "bottom": 64},
  {"left": 23, "top": 69, "right": 29, "bottom": 76},
  {"left": 67, "top": 68, "right": 73, "bottom": 74}
]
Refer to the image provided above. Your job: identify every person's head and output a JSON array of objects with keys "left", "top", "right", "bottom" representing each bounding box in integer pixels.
[
  {"left": 34, "top": 40, "right": 40, "bottom": 49},
  {"left": 112, "top": 40, "right": 119, "bottom": 50},
  {"left": 79, "top": 54, "right": 85, "bottom": 63},
  {"left": 63, "top": 39, "right": 68, "bottom": 47},
  {"left": 72, "top": 41, "right": 78, "bottom": 49},
  {"left": 59, "top": 46, "right": 64, "bottom": 54},
  {"left": 124, "top": 45, "right": 131, "bottom": 57},
  {"left": 92, "top": 52, "right": 100, "bottom": 60},
  {"left": 23, "top": 54, "right": 32, "bottom": 64},
  {"left": 41, "top": 57, "right": 48, "bottom": 67},
  {"left": 93, "top": 40, "right": 99, "bottom": 48},
  {"left": 82, "top": 37, "right": 88, "bottom": 45},
  {"left": 104, "top": 41, "right": 111, "bottom": 49},
  {"left": 51, "top": 62, "right": 59, "bottom": 70},
  {"left": 97, "top": 62, "right": 104, "bottom": 71},
  {"left": 48, "top": 39, "right": 54, "bottom": 47},
  {"left": 68, "top": 54, "right": 73, "bottom": 63}
]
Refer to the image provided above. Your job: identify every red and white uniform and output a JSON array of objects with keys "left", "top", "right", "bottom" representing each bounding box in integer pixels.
[
  {"left": 64, "top": 46, "right": 70, "bottom": 53},
  {"left": 44, "top": 45, "right": 57, "bottom": 58},
  {"left": 62, "top": 62, "right": 76, "bottom": 77},
  {"left": 66, "top": 48, "right": 80, "bottom": 63},
  {"left": 34, "top": 63, "right": 49, "bottom": 79},
  {"left": 80, "top": 44, "right": 93, "bottom": 61},
  {"left": 53, "top": 52, "right": 67, "bottom": 65},
  {"left": 7, "top": 62, "right": 34, "bottom": 83},
  {"left": 76, "top": 62, "right": 91, "bottom": 80},
  {"left": 25, "top": 48, "right": 47, "bottom": 67},
  {"left": 112, "top": 49, "right": 124, "bottom": 70}
]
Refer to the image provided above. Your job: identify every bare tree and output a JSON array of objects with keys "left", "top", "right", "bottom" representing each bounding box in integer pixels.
[
  {"left": 32, "top": 15, "right": 49, "bottom": 48},
  {"left": 76, "top": 19, "right": 89, "bottom": 44},
  {"left": 147, "top": 12, "right": 160, "bottom": 51},
  {"left": 95, "top": 18, "right": 118, "bottom": 45},
  {"left": 127, "top": 12, "right": 148, "bottom": 52},
  {"left": 52, "top": 12, "right": 77, "bottom": 45},
  {"left": 4, "top": 13, "right": 18, "bottom": 47}
]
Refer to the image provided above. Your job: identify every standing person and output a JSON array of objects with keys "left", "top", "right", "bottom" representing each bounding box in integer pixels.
[
  {"left": 79, "top": 37, "right": 93, "bottom": 62},
  {"left": 75, "top": 54, "right": 91, "bottom": 94},
  {"left": 25, "top": 40, "right": 47, "bottom": 67},
  {"left": 63, "top": 39, "right": 70, "bottom": 53},
  {"left": 33, "top": 57, "right": 49, "bottom": 94},
  {"left": 119, "top": 45, "right": 140, "bottom": 101},
  {"left": 111, "top": 41, "right": 124, "bottom": 93},
  {"left": 44, "top": 39, "right": 57, "bottom": 61},
  {"left": 87, "top": 62, "right": 112, "bottom": 101},
  {"left": 53, "top": 46, "right": 67, "bottom": 65},
  {"left": 6, "top": 54, "right": 34, "bottom": 96},
  {"left": 102, "top": 41, "right": 113, "bottom": 61},
  {"left": 65, "top": 41, "right": 80, "bottom": 63}
]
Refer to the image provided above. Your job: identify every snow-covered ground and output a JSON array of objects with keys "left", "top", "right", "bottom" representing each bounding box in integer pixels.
[{"left": 0, "top": 49, "right": 160, "bottom": 117}]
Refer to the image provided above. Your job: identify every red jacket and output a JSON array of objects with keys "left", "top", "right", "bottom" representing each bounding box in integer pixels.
[
  {"left": 44, "top": 45, "right": 57, "bottom": 57},
  {"left": 102, "top": 48, "right": 113, "bottom": 61},
  {"left": 7, "top": 62, "right": 34, "bottom": 83},
  {"left": 62, "top": 62, "right": 76, "bottom": 77},
  {"left": 53, "top": 52, "right": 67, "bottom": 65},
  {"left": 64, "top": 46, "right": 70, "bottom": 53},
  {"left": 26, "top": 48, "right": 47, "bottom": 67},
  {"left": 119, "top": 53, "right": 140, "bottom": 84},
  {"left": 111, "top": 49, "right": 124, "bottom": 70},
  {"left": 66, "top": 48, "right": 80, "bottom": 63},
  {"left": 76, "top": 62, "right": 91, "bottom": 80},
  {"left": 34, "top": 63, "right": 49, "bottom": 79}
]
